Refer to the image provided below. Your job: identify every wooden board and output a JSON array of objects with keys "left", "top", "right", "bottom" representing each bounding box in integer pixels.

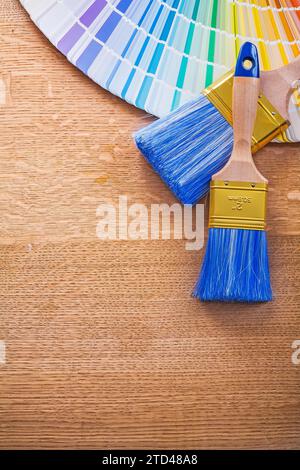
[{"left": 0, "top": 0, "right": 299, "bottom": 450}]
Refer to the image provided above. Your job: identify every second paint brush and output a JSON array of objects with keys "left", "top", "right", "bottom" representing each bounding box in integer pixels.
[{"left": 134, "top": 47, "right": 298, "bottom": 205}]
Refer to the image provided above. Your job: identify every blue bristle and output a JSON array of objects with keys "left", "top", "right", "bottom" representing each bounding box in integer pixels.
[
  {"left": 134, "top": 94, "right": 233, "bottom": 205},
  {"left": 193, "top": 228, "right": 272, "bottom": 302}
]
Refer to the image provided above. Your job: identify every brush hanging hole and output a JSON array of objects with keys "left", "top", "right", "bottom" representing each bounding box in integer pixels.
[
  {"left": 251, "top": 183, "right": 256, "bottom": 188},
  {"left": 242, "top": 58, "right": 254, "bottom": 70}
]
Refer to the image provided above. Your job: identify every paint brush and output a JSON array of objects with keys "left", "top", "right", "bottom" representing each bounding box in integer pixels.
[
  {"left": 193, "top": 42, "right": 272, "bottom": 303},
  {"left": 134, "top": 46, "right": 297, "bottom": 205}
]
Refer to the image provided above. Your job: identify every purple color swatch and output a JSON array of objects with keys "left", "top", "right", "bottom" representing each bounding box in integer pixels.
[
  {"left": 57, "top": 23, "right": 85, "bottom": 55},
  {"left": 80, "top": 0, "right": 107, "bottom": 27}
]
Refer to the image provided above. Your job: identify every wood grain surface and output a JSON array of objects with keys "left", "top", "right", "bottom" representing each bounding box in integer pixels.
[{"left": 0, "top": 0, "right": 299, "bottom": 450}]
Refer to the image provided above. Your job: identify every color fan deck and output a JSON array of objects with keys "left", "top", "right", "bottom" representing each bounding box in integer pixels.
[{"left": 20, "top": 0, "right": 300, "bottom": 141}]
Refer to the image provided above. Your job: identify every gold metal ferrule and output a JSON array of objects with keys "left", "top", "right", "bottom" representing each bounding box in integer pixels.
[
  {"left": 203, "top": 71, "right": 289, "bottom": 153},
  {"left": 209, "top": 180, "right": 268, "bottom": 231}
]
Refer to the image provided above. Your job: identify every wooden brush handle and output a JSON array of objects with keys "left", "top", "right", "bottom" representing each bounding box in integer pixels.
[
  {"left": 213, "top": 42, "right": 267, "bottom": 183},
  {"left": 261, "top": 55, "right": 300, "bottom": 120},
  {"left": 232, "top": 76, "right": 260, "bottom": 155}
]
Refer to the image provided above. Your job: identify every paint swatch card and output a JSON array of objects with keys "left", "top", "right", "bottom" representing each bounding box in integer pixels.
[{"left": 20, "top": 0, "right": 300, "bottom": 141}]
